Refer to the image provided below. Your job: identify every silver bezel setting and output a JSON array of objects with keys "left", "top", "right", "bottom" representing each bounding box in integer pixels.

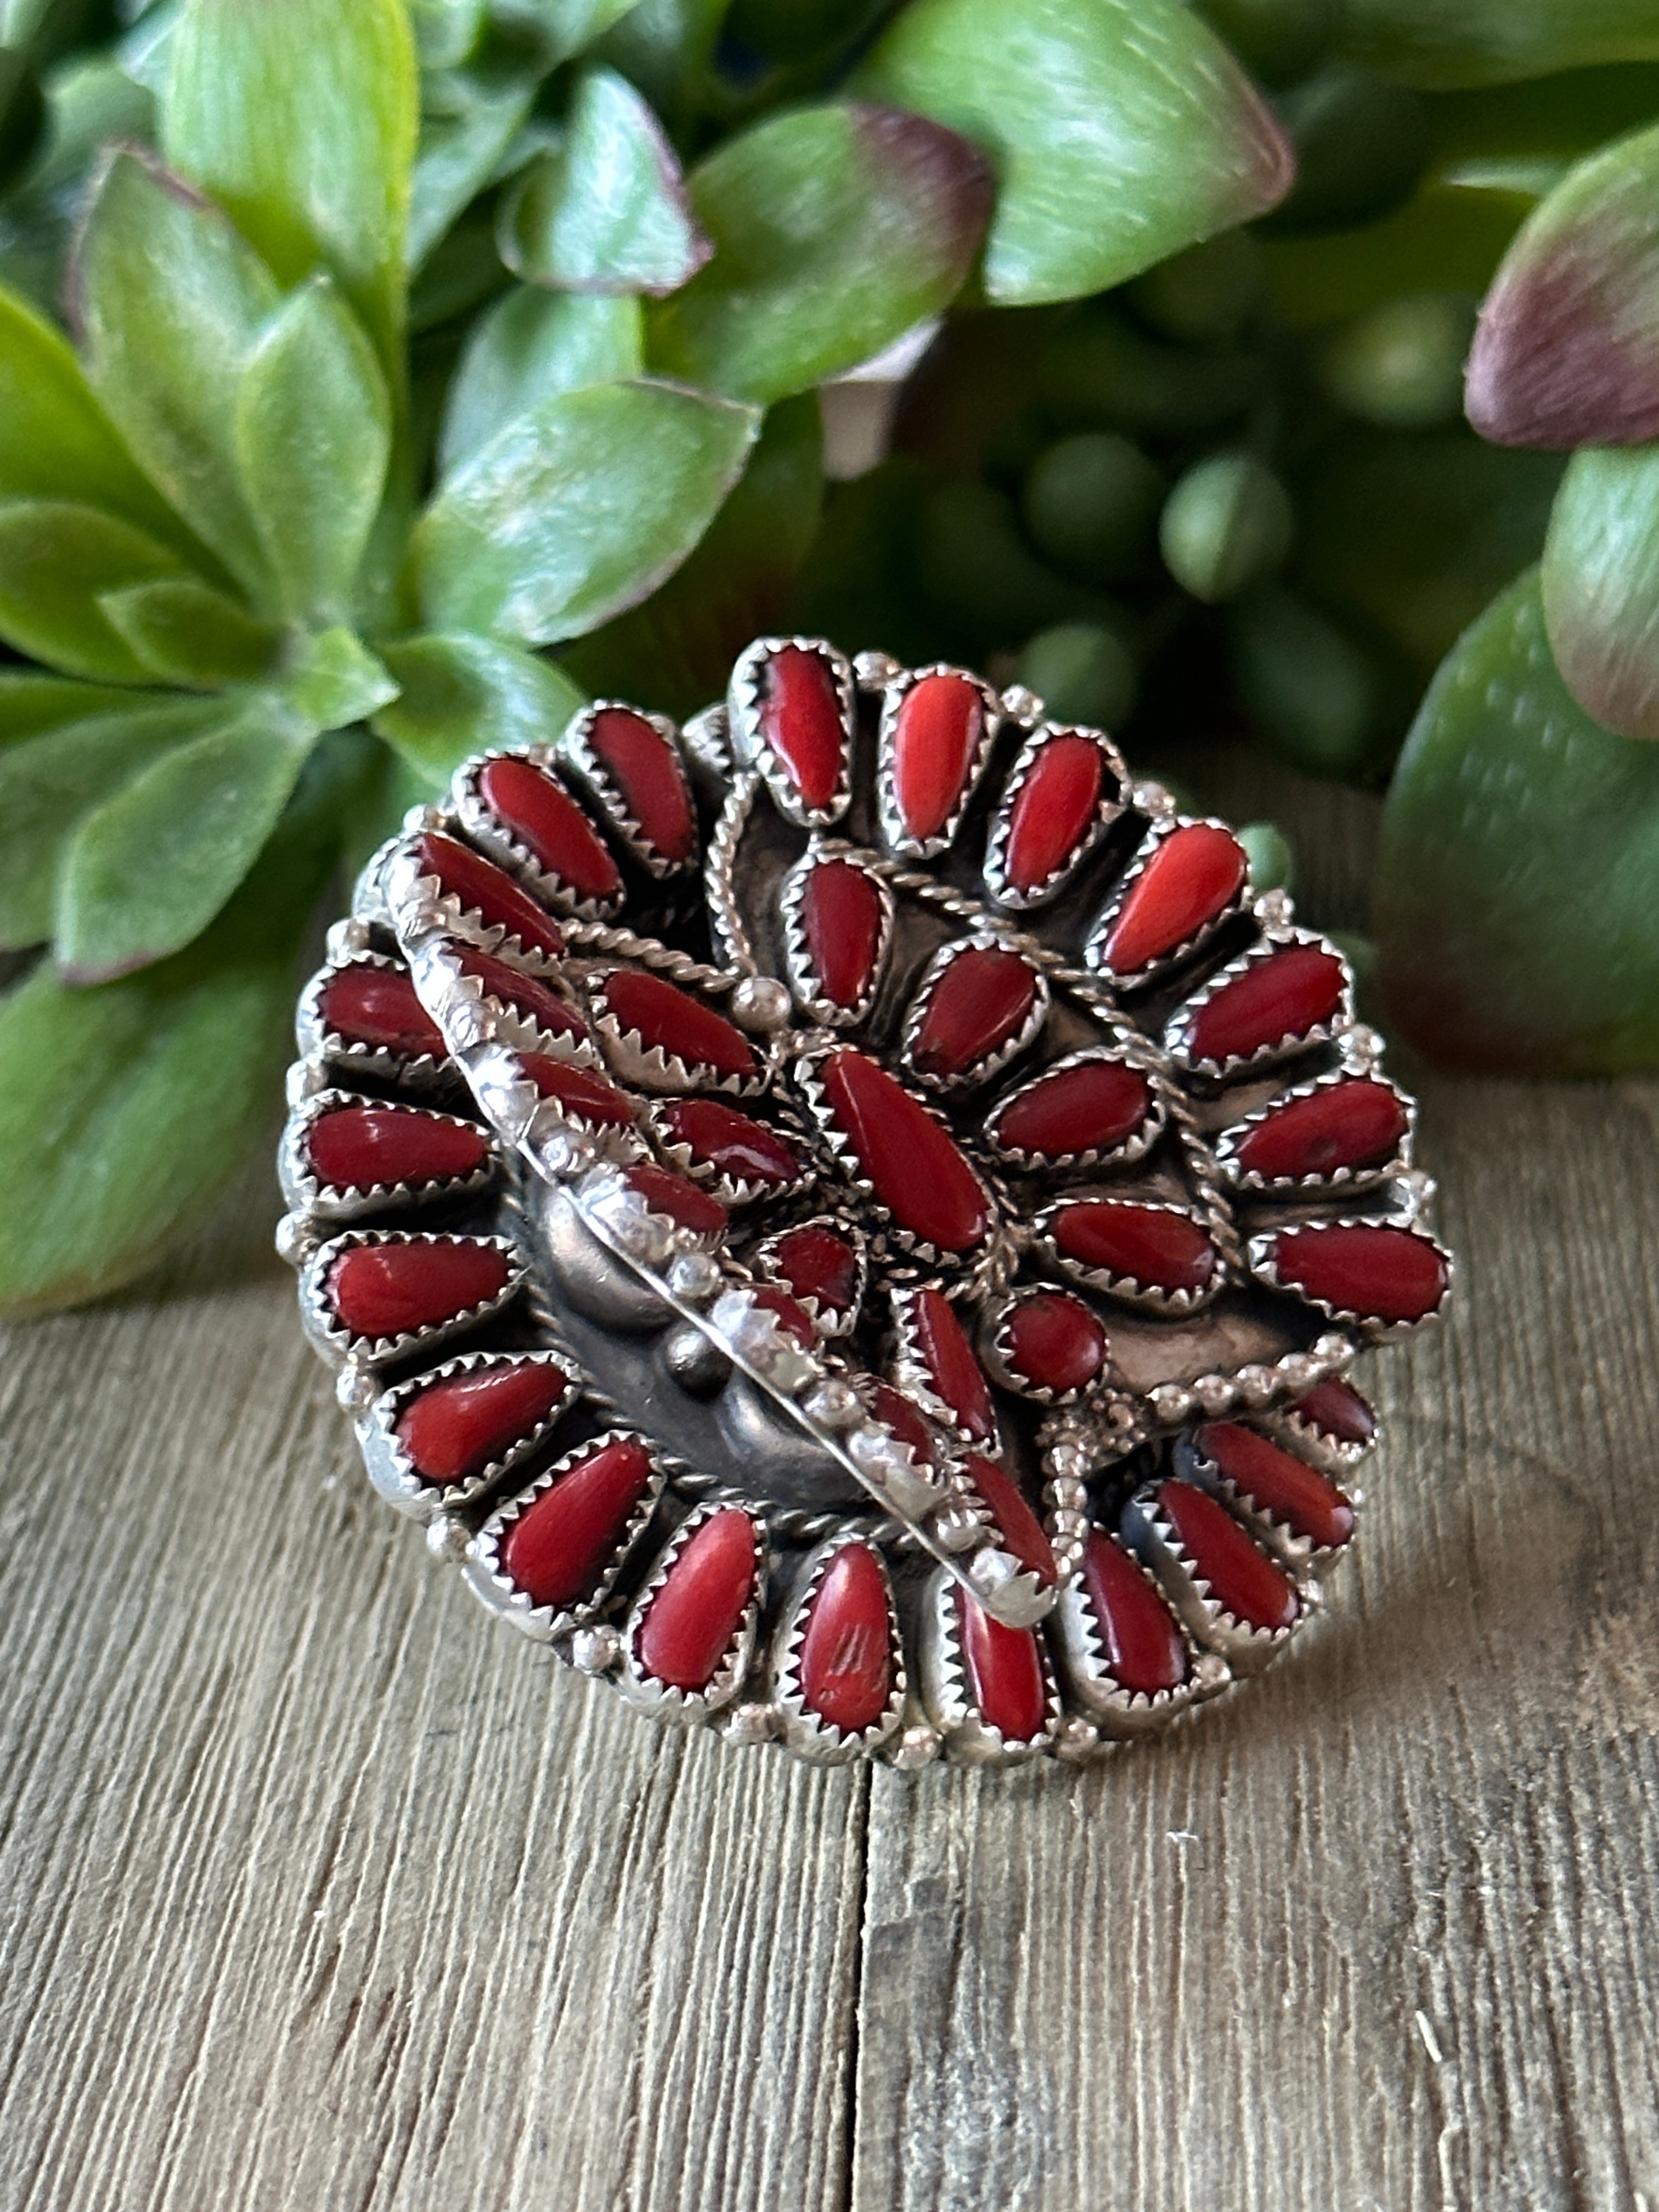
[
  {"left": 1164, "top": 925, "right": 1355, "bottom": 1083},
  {"left": 1245, "top": 1216, "right": 1453, "bottom": 1340},
  {"left": 617, "top": 1502, "right": 768, "bottom": 1720},
  {"left": 361, "top": 1346, "right": 578, "bottom": 1520},
  {"left": 1215, "top": 1065, "right": 1417, "bottom": 1194},
  {"left": 297, "top": 1229, "right": 524, "bottom": 1368},
  {"left": 465, "top": 1426, "right": 665, "bottom": 1640},
  {"left": 1085, "top": 814, "right": 1250, "bottom": 988},
  {"left": 769, "top": 1537, "right": 907, "bottom": 1763},
  {"left": 561, "top": 699, "right": 697, "bottom": 879},
  {"left": 918, "top": 1567, "right": 1064, "bottom": 1765},
  {"left": 451, "top": 746, "right": 628, "bottom": 921},
  {"left": 778, "top": 840, "right": 895, "bottom": 1029},
  {"left": 983, "top": 720, "right": 1126, "bottom": 911},
  {"left": 1123, "top": 1479, "right": 1314, "bottom": 1673},
  {"left": 1038, "top": 1192, "right": 1227, "bottom": 1317},
  {"left": 727, "top": 635, "right": 856, "bottom": 830},
  {"left": 899, "top": 933, "right": 1052, "bottom": 1094},
  {"left": 983, "top": 1044, "right": 1169, "bottom": 1174},
  {"left": 1048, "top": 1542, "right": 1228, "bottom": 1736},
  {"left": 279, "top": 1088, "right": 498, "bottom": 1221},
  {"left": 875, "top": 662, "right": 1001, "bottom": 859}
]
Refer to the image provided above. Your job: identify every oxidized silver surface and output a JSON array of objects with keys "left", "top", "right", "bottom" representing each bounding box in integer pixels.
[{"left": 279, "top": 639, "right": 1452, "bottom": 1768}]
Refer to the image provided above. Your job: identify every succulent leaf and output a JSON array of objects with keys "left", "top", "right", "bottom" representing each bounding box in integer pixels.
[
  {"left": 98, "top": 577, "right": 281, "bottom": 689},
  {"left": 283, "top": 626, "right": 401, "bottom": 731},
  {"left": 856, "top": 0, "right": 1293, "bottom": 306},
  {"left": 439, "top": 286, "right": 642, "bottom": 477},
  {"left": 408, "top": 375, "right": 760, "bottom": 645},
  {"left": 495, "top": 0, "right": 644, "bottom": 67},
  {"left": 1541, "top": 441, "right": 1659, "bottom": 739},
  {"left": 0, "top": 498, "right": 192, "bottom": 683},
  {"left": 1331, "top": 0, "right": 1659, "bottom": 91},
  {"left": 1376, "top": 568, "right": 1659, "bottom": 1073},
  {"left": 1465, "top": 123, "right": 1659, "bottom": 449},
  {"left": 375, "top": 631, "right": 586, "bottom": 783},
  {"left": 56, "top": 690, "right": 319, "bottom": 980},
  {"left": 407, "top": 64, "right": 539, "bottom": 272},
  {"left": 0, "top": 672, "right": 148, "bottom": 742},
  {"left": 647, "top": 102, "right": 991, "bottom": 404},
  {"left": 499, "top": 66, "right": 709, "bottom": 297}
]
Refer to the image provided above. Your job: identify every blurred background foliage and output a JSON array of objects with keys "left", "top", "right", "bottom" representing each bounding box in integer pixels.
[{"left": 4, "top": 0, "right": 1659, "bottom": 1311}]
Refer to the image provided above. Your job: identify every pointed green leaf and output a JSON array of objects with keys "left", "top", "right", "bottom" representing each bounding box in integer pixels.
[
  {"left": 1333, "top": 1, "right": 1659, "bottom": 91},
  {"left": 0, "top": 673, "right": 152, "bottom": 743},
  {"left": 232, "top": 275, "right": 391, "bottom": 625},
  {"left": 0, "top": 692, "right": 225, "bottom": 948},
  {"left": 408, "top": 65, "right": 539, "bottom": 271},
  {"left": 563, "top": 392, "right": 823, "bottom": 713},
  {"left": 74, "top": 150, "right": 280, "bottom": 596},
  {"left": 0, "top": 499, "right": 189, "bottom": 682},
  {"left": 409, "top": 376, "right": 760, "bottom": 644},
  {"left": 1541, "top": 441, "right": 1659, "bottom": 739},
  {"left": 26, "top": 54, "right": 157, "bottom": 196},
  {"left": 0, "top": 280, "right": 189, "bottom": 550},
  {"left": 409, "top": 0, "right": 488, "bottom": 70},
  {"left": 161, "top": 0, "right": 417, "bottom": 379},
  {"left": 500, "top": 67, "right": 709, "bottom": 297},
  {"left": 856, "top": 0, "right": 1292, "bottom": 306},
  {"left": 56, "top": 692, "right": 319, "bottom": 980},
  {"left": 98, "top": 576, "right": 282, "bottom": 687},
  {"left": 1466, "top": 124, "right": 1659, "bottom": 449},
  {"left": 440, "top": 286, "right": 642, "bottom": 477},
  {"left": 647, "top": 102, "right": 990, "bottom": 403},
  {"left": 1376, "top": 569, "right": 1659, "bottom": 1073},
  {"left": 495, "top": 0, "right": 642, "bottom": 65},
  {"left": 283, "top": 626, "right": 400, "bottom": 730},
  {"left": 375, "top": 631, "right": 585, "bottom": 783}
]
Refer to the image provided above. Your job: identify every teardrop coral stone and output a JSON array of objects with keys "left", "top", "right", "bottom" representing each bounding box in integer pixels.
[
  {"left": 759, "top": 644, "right": 845, "bottom": 810},
  {"left": 1082, "top": 1532, "right": 1188, "bottom": 1695},
  {"left": 911, "top": 947, "right": 1040, "bottom": 1078},
  {"left": 1158, "top": 1480, "right": 1297, "bottom": 1631},
  {"left": 1054, "top": 1200, "right": 1218, "bottom": 1295},
  {"left": 396, "top": 1360, "right": 569, "bottom": 1486},
  {"left": 1186, "top": 945, "right": 1345, "bottom": 1066},
  {"left": 623, "top": 1164, "right": 730, "bottom": 1237},
  {"left": 867, "top": 1383, "right": 936, "bottom": 1468},
  {"left": 320, "top": 964, "right": 444, "bottom": 1058},
  {"left": 1295, "top": 1377, "right": 1376, "bottom": 1445},
  {"left": 1101, "top": 822, "right": 1245, "bottom": 974},
  {"left": 659, "top": 1098, "right": 799, "bottom": 1187},
  {"left": 478, "top": 757, "right": 621, "bottom": 901},
  {"left": 457, "top": 946, "right": 588, "bottom": 1046},
  {"left": 327, "top": 1239, "right": 510, "bottom": 1341},
  {"left": 501, "top": 1435, "right": 655, "bottom": 1610},
  {"left": 308, "top": 1105, "right": 487, "bottom": 1192},
  {"left": 1196, "top": 1421, "right": 1355, "bottom": 1549},
  {"left": 770, "top": 1225, "right": 862, "bottom": 1318},
  {"left": 964, "top": 1453, "right": 1056, "bottom": 1584},
  {"left": 797, "top": 1543, "right": 893, "bottom": 1732},
  {"left": 891, "top": 672, "right": 984, "bottom": 839},
  {"left": 520, "top": 1054, "right": 635, "bottom": 1125},
  {"left": 586, "top": 708, "right": 695, "bottom": 864},
  {"left": 956, "top": 1589, "right": 1047, "bottom": 1741},
  {"left": 1235, "top": 1078, "right": 1406, "bottom": 1181},
  {"left": 1003, "top": 1291, "right": 1106, "bottom": 1396},
  {"left": 910, "top": 1286, "right": 996, "bottom": 1440},
  {"left": 637, "top": 1509, "right": 758, "bottom": 1691},
  {"left": 801, "top": 857, "right": 884, "bottom": 1010},
  {"left": 1006, "top": 735, "right": 1105, "bottom": 894},
  {"left": 1272, "top": 1223, "right": 1447, "bottom": 1323},
  {"left": 415, "top": 831, "right": 565, "bottom": 958},
  {"left": 601, "top": 969, "right": 758, "bottom": 1081},
  {"left": 990, "top": 1058, "right": 1153, "bottom": 1160},
  {"left": 820, "top": 1049, "right": 989, "bottom": 1252}
]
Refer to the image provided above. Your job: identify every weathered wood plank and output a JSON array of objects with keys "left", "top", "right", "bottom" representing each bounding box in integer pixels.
[{"left": 851, "top": 1074, "right": 1659, "bottom": 2212}]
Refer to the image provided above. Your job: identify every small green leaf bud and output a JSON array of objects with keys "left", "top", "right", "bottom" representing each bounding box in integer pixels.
[{"left": 1159, "top": 452, "right": 1293, "bottom": 603}]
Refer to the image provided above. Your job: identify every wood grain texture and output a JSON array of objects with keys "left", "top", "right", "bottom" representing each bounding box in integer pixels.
[{"left": 3, "top": 829, "right": 1659, "bottom": 2210}]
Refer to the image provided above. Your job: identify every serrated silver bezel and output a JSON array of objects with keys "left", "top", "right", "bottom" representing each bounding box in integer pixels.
[
  {"left": 752, "top": 1216, "right": 868, "bottom": 1336},
  {"left": 361, "top": 1346, "right": 579, "bottom": 1519},
  {"left": 1084, "top": 815, "right": 1250, "bottom": 988},
  {"left": 983, "top": 1043, "right": 1169, "bottom": 1174},
  {"left": 1122, "top": 1479, "right": 1313, "bottom": 1672},
  {"left": 617, "top": 1502, "right": 767, "bottom": 1719},
  {"left": 778, "top": 840, "right": 895, "bottom": 1029},
  {"left": 561, "top": 700, "right": 697, "bottom": 878},
  {"left": 466, "top": 1425, "right": 665, "bottom": 1639},
  {"left": 1245, "top": 1216, "right": 1453, "bottom": 1341},
  {"left": 983, "top": 721, "right": 1126, "bottom": 911},
  {"left": 727, "top": 635, "right": 856, "bottom": 830},
  {"left": 297, "top": 1229, "right": 524, "bottom": 1368},
  {"left": 410, "top": 933, "right": 601, "bottom": 1068},
  {"left": 1048, "top": 1535, "right": 1227, "bottom": 1735},
  {"left": 1172, "top": 1421, "right": 1363, "bottom": 1570},
  {"left": 295, "top": 949, "right": 453, "bottom": 1090},
  {"left": 279, "top": 1087, "right": 498, "bottom": 1221},
  {"left": 584, "top": 962, "right": 776, "bottom": 1099},
  {"left": 450, "top": 747, "right": 628, "bottom": 921},
  {"left": 917, "top": 1567, "right": 1064, "bottom": 1764},
  {"left": 1037, "top": 1192, "right": 1226, "bottom": 1316},
  {"left": 644, "top": 1097, "right": 814, "bottom": 1209},
  {"left": 899, "top": 933, "right": 1052, "bottom": 1094},
  {"left": 769, "top": 1537, "right": 907, "bottom": 1763},
  {"left": 1214, "top": 1065, "right": 1417, "bottom": 1194},
  {"left": 887, "top": 1280, "right": 1002, "bottom": 1451},
  {"left": 875, "top": 662, "right": 1001, "bottom": 859},
  {"left": 380, "top": 831, "right": 566, "bottom": 974},
  {"left": 1164, "top": 926, "right": 1354, "bottom": 1083}
]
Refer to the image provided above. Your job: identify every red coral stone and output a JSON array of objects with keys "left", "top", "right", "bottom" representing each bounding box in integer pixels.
[
  {"left": 1081, "top": 1531, "right": 1188, "bottom": 1695},
  {"left": 990, "top": 1058, "right": 1153, "bottom": 1160},
  {"left": 415, "top": 831, "right": 565, "bottom": 958},
  {"left": 478, "top": 757, "right": 622, "bottom": 901},
  {"left": 956, "top": 1589, "right": 1047, "bottom": 1741},
  {"left": 457, "top": 946, "right": 588, "bottom": 1046},
  {"left": 910, "top": 1286, "right": 997, "bottom": 1440},
  {"left": 770, "top": 1225, "right": 862, "bottom": 1318},
  {"left": 1272, "top": 1223, "right": 1447, "bottom": 1323},
  {"left": 1005, "top": 734, "right": 1105, "bottom": 894},
  {"left": 320, "top": 964, "right": 444, "bottom": 1058},
  {"left": 749, "top": 1284, "right": 818, "bottom": 1347},
  {"left": 867, "top": 1382, "right": 936, "bottom": 1468},
  {"left": 637, "top": 1509, "right": 757, "bottom": 1691},
  {"left": 520, "top": 1054, "right": 635, "bottom": 1126},
  {"left": 1187, "top": 944, "right": 1345, "bottom": 1066},
  {"left": 797, "top": 1543, "right": 893, "bottom": 1733},
  {"left": 1235, "top": 1079, "right": 1407, "bottom": 1181},
  {"left": 308, "top": 1105, "right": 487, "bottom": 1192},
  {"left": 801, "top": 857, "right": 884, "bottom": 1009},
  {"left": 501, "top": 1435, "right": 655, "bottom": 1610},
  {"left": 1294, "top": 1377, "right": 1376, "bottom": 1445},
  {"left": 601, "top": 968, "right": 758, "bottom": 1081},
  {"left": 911, "top": 947, "right": 1040, "bottom": 1078},
  {"left": 586, "top": 707, "right": 696, "bottom": 864},
  {"left": 395, "top": 1359, "right": 569, "bottom": 1486},
  {"left": 759, "top": 644, "right": 845, "bottom": 810},
  {"left": 624, "top": 1164, "right": 730, "bottom": 1236},
  {"left": 1102, "top": 822, "right": 1246, "bottom": 974},
  {"left": 326, "top": 1238, "right": 510, "bottom": 1342},
  {"left": 1196, "top": 1421, "right": 1356, "bottom": 1549},
  {"left": 821, "top": 1049, "right": 990, "bottom": 1252},
  {"left": 891, "top": 672, "right": 985, "bottom": 840},
  {"left": 1158, "top": 1479, "right": 1298, "bottom": 1631},
  {"left": 659, "top": 1098, "right": 799, "bottom": 1187},
  {"left": 1003, "top": 1291, "right": 1107, "bottom": 1395},
  {"left": 1054, "top": 1201, "right": 1218, "bottom": 1295},
  {"left": 965, "top": 1452, "right": 1056, "bottom": 1584}
]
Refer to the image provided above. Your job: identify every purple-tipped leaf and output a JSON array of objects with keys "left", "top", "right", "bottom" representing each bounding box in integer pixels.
[{"left": 1541, "top": 441, "right": 1659, "bottom": 737}]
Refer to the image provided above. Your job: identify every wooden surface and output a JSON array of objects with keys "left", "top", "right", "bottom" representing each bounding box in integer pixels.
[{"left": 5, "top": 800, "right": 1659, "bottom": 2209}]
